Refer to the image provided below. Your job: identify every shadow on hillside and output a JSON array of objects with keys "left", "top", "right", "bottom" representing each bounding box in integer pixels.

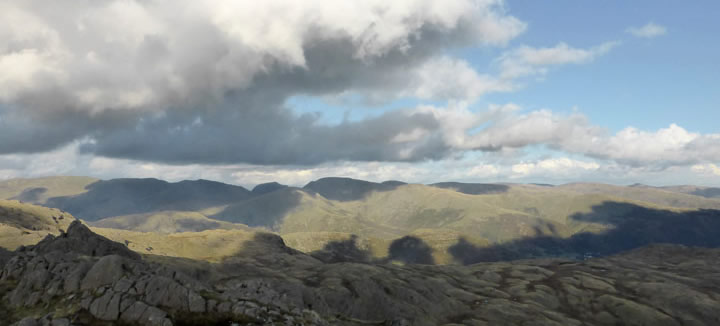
[
  {"left": 310, "top": 235, "right": 435, "bottom": 265},
  {"left": 210, "top": 188, "right": 303, "bottom": 229},
  {"left": 429, "top": 182, "right": 509, "bottom": 195},
  {"left": 310, "top": 235, "right": 373, "bottom": 263},
  {"left": 10, "top": 187, "right": 48, "bottom": 203},
  {"left": 692, "top": 187, "right": 720, "bottom": 198},
  {"left": 303, "top": 178, "right": 407, "bottom": 201},
  {"left": 448, "top": 201, "right": 720, "bottom": 265},
  {"left": 45, "top": 179, "right": 252, "bottom": 221},
  {"left": 387, "top": 236, "right": 435, "bottom": 265}
]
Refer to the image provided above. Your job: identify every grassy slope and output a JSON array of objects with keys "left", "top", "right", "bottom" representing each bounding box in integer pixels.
[
  {"left": 557, "top": 183, "right": 720, "bottom": 209},
  {"left": 0, "top": 200, "right": 77, "bottom": 250},
  {"left": 2, "top": 178, "right": 720, "bottom": 265},
  {"left": 91, "top": 227, "right": 261, "bottom": 262},
  {"left": 90, "top": 211, "right": 253, "bottom": 234},
  {"left": 0, "top": 176, "right": 97, "bottom": 203}
]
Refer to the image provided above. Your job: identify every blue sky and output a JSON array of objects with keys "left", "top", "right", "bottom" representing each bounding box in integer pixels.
[
  {"left": 493, "top": 0, "right": 720, "bottom": 133},
  {"left": 0, "top": 0, "right": 718, "bottom": 186},
  {"left": 290, "top": 0, "right": 720, "bottom": 133}
]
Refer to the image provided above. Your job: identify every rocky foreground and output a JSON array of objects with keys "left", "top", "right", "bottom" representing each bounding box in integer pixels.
[{"left": 2, "top": 222, "right": 720, "bottom": 326}]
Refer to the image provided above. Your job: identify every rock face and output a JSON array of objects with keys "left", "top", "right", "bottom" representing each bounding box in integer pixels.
[
  {"left": 1, "top": 223, "right": 328, "bottom": 325},
  {"left": 32, "top": 221, "right": 140, "bottom": 260},
  {"left": 2, "top": 223, "right": 720, "bottom": 326}
]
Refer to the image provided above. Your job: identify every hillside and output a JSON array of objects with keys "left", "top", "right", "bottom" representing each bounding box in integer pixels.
[
  {"left": 0, "top": 176, "right": 97, "bottom": 204},
  {"left": 90, "top": 211, "right": 252, "bottom": 234},
  {"left": 2, "top": 176, "right": 720, "bottom": 264},
  {"left": 0, "top": 199, "right": 77, "bottom": 250}
]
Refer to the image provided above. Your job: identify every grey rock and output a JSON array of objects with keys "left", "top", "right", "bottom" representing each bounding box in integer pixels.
[
  {"left": 140, "top": 305, "right": 169, "bottom": 325},
  {"left": 50, "top": 319, "right": 70, "bottom": 326},
  {"left": 15, "top": 318, "right": 40, "bottom": 326},
  {"left": 89, "top": 291, "right": 121, "bottom": 321},
  {"left": 81, "top": 255, "right": 126, "bottom": 290},
  {"left": 120, "top": 301, "right": 150, "bottom": 322},
  {"left": 188, "top": 290, "right": 206, "bottom": 313},
  {"left": 32, "top": 221, "right": 140, "bottom": 260}
]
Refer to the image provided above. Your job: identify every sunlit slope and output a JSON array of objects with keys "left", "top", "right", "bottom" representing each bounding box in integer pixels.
[
  {"left": 0, "top": 199, "right": 77, "bottom": 249},
  {"left": 557, "top": 183, "right": 720, "bottom": 209},
  {"left": 91, "top": 227, "right": 262, "bottom": 262},
  {"left": 264, "top": 184, "right": 681, "bottom": 242},
  {"left": 90, "top": 211, "right": 253, "bottom": 234},
  {"left": 0, "top": 176, "right": 97, "bottom": 204}
]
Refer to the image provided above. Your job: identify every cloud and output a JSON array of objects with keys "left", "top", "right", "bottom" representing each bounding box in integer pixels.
[
  {"left": 692, "top": 164, "right": 720, "bottom": 177},
  {"left": 626, "top": 22, "right": 667, "bottom": 38},
  {"left": 510, "top": 158, "right": 600, "bottom": 178},
  {"left": 0, "top": 0, "right": 709, "bottom": 179},
  {"left": 0, "top": 0, "right": 528, "bottom": 163},
  {"left": 498, "top": 41, "right": 619, "bottom": 79}
]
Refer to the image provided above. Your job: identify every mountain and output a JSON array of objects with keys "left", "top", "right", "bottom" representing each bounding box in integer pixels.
[
  {"left": 43, "top": 178, "right": 251, "bottom": 221},
  {"left": 2, "top": 221, "right": 720, "bottom": 325},
  {"left": 302, "top": 177, "right": 404, "bottom": 201},
  {"left": 251, "top": 181, "right": 288, "bottom": 195},
  {"left": 3, "top": 176, "right": 720, "bottom": 264}
]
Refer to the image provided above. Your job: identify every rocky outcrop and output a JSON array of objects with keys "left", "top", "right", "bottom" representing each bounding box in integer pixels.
[
  {"left": 31, "top": 221, "right": 140, "bottom": 260},
  {"left": 1, "top": 222, "right": 328, "bottom": 325},
  {"left": 3, "top": 222, "right": 720, "bottom": 326}
]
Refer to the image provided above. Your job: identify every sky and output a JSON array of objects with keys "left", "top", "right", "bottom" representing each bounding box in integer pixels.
[{"left": 0, "top": 0, "right": 719, "bottom": 188}]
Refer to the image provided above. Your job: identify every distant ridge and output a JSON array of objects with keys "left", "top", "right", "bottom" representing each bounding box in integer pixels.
[
  {"left": 430, "top": 182, "right": 509, "bottom": 195},
  {"left": 303, "top": 177, "right": 404, "bottom": 201},
  {"left": 44, "top": 178, "right": 251, "bottom": 221},
  {"left": 252, "top": 182, "right": 288, "bottom": 195}
]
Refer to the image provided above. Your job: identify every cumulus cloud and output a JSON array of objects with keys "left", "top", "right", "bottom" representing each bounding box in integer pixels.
[
  {"left": 692, "top": 164, "right": 720, "bottom": 177},
  {"left": 0, "top": 0, "right": 530, "bottom": 163},
  {"left": 510, "top": 158, "right": 600, "bottom": 178},
  {"left": 0, "top": 0, "right": 712, "bottom": 180},
  {"left": 626, "top": 22, "right": 667, "bottom": 38},
  {"left": 497, "top": 41, "right": 619, "bottom": 79}
]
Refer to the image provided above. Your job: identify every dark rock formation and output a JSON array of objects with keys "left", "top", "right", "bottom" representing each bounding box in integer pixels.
[
  {"left": 32, "top": 221, "right": 140, "bottom": 260},
  {"left": 3, "top": 224, "right": 720, "bottom": 325}
]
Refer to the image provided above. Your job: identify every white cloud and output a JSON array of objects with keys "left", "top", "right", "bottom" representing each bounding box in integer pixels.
[
  {"left": 0, "top": 0, "right": 525, "bottom": 113},
  {"left": 584, "top": 124, "right": 720, "bottom": 166},
  {"left": 498, "top": 42, "right": 619, "bottom": 79},
  {"left": 692, "top": 164, "right": 720, "bottom": 177},
  {"left": 511, "top": 158, "right": 599, "bottom": 178},
  {"left": 626, "top": 22, "right": 667, "bottom": 38},
  {"left": 405, "top": 57, "right": 512, "bottom": 101}
]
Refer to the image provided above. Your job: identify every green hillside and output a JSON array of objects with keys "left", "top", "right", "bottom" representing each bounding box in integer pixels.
[
  {"left": 90, "top": 211, "right": 253, "bottom": 234},
  {"left": 0, "top": 199, "right": 77, "bottom": 250},
  {"left": 2, "top": 176, "right": 720, "bottom": 265}
]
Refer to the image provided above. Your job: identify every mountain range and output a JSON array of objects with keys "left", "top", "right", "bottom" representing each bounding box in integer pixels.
[{"left": 2, "top": 176, "right": 720, "bottom": 264}]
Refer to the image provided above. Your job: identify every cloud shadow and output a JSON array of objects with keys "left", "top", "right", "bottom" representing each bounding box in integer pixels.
[
  {"left": 210, "top": 188, "right": 303, "bottom": 229},
  {"left": 303, "top": 177, "right": 406, "bottom": 202},
  {"left": 45, "top": 178, "right": 252, "bottom": 221},
  {"left": 448, "top": 201, "right": 720, "bottom": 264},
  {"left": 429, "top": 182, "right": 509, "bottom": 195}
]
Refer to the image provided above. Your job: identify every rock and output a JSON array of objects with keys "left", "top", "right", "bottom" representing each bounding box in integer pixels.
[
  {"left": 50, "top": 319, "right": 70, "bottom": 326},
  {"left": 143, "top": 276, "right": 188, "bottom": 310},
  {"left": 188, "top": 290, "right": 206, "bottom": 312},
  {"left": 81, "top": 255, "right": 126, "bottom": 290},
  {"left": 89, "top": 291, "right": 121, "bottom": 320},
  {"left": 120, "top": 301, "right": 150, "bottom": 323},
  {"left": 32, "top": 221, "right": 140, "bottom": 260},
  {"left": 15, "top": 318, "right": 39, "bottom": 326}
]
